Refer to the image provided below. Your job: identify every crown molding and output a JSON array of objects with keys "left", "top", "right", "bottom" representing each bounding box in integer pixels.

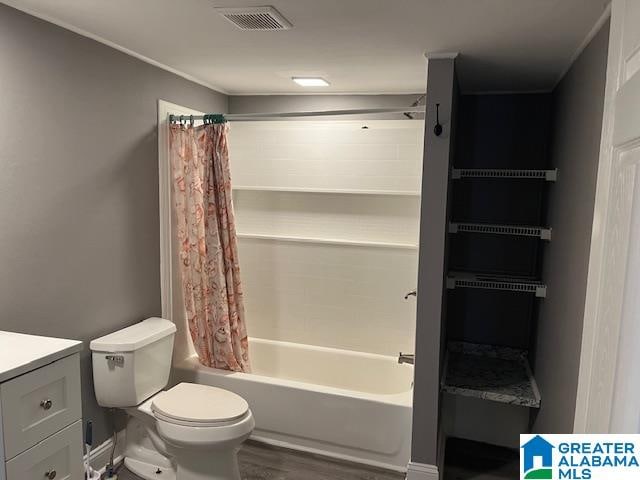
[
  {"left": 424, "top": 52, "right": 460, "bottom": 60},
  {"left": 554, "top": 2, "right": 612, "bottom": 87},
  {"left": 0, "top": 0, "right": 229, "bottom": 94}
]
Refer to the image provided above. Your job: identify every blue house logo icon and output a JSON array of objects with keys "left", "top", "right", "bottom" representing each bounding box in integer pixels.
[{"left": 521, "top": 435, "right": 554, "bottom": 479}]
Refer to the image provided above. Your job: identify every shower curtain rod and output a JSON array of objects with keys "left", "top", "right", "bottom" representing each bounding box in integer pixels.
[{"left": 169, "top": 106, "right": 426, "bottom": 123}]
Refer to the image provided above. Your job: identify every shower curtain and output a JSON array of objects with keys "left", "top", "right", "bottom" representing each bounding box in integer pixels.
[{"left": 169, "top": 122, "right": 250, "bottom": 372}]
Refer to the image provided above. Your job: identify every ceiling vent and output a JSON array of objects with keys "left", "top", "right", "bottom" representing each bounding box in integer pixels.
[{"left": 215, "top": 6, "right": 293, "bottom": 31}]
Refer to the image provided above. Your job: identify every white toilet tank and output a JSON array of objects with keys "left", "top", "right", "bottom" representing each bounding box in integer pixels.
[{"left": 90, "top": 317, "right": 177, "bottom": 408}]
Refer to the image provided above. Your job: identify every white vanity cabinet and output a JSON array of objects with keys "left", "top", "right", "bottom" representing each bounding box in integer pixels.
[{"left": 0, "top": 332, "right": 83, "bottom": 480}]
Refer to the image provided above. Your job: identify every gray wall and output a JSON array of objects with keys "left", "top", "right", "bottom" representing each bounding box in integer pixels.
[
  {"left": 0, "top": 4, "right": 227, "bottom": 444},
  {"left": 411, "top": 58, "right": 457, "bottom": 467},
  {"left": 533, "top": 21, "right": 610, "bottom": 433}
]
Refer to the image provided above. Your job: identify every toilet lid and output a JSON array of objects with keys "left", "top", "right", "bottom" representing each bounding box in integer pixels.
[{"left": 151, "top": 383, "right": 249, "bottom": 425}]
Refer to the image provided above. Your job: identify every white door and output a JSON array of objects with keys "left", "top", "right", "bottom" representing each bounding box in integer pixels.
[{"left": 574, "top": 0, "right": 640, "bottom": 433}]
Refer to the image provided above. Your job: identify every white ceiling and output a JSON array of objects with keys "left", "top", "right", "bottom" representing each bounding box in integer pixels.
[{"left": 2, "top": 0, "right": 609, "bottom": 94}]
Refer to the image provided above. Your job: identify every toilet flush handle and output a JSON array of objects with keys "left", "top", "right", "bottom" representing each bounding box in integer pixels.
[{"left": 105, "top": 355, "right": 125, "bottom": 366}]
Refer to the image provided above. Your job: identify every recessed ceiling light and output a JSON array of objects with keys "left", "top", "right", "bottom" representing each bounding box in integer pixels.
[{"left": 292, "top": 77, "right": 330, "bottom": 87}]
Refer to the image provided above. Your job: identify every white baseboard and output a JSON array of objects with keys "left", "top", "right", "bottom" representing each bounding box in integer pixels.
[
  {"left": 406, "top": 461, "right": 439, "bottom": 480},
  {"left": 84, "top": 430, "right": 126, "bottom": 475}
]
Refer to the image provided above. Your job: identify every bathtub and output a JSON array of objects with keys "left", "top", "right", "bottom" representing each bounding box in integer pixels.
[{"left": 172, "top": 337, "right": 414, "bottom": 472}]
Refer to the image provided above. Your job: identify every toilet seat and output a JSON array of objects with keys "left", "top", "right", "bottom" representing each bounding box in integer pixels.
[{"left": 151, "top": 383, "right": 249, "bottom": 427}]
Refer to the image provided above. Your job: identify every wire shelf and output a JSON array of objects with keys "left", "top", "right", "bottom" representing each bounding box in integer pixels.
[
  {"left": 446, "top": 272, "right": 547, "bottom": 297},
  {"left": 451, "top": 168, "right": 557, "bottom": 181},
  {"left": 449, "top": 222, "right": 552, "bottom": 240}
]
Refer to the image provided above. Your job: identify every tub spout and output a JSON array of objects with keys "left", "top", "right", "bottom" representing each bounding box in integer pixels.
[{"left": 398, "top": 353, "right": 414, "bottom": 365}]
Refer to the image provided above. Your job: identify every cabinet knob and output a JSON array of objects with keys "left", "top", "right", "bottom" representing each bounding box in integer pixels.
[
  {"left": 40, "top": 399, "right": 53, "bottom": 410},
  {"left": 44, "top": 470, "right": 57, "bottom": 479}
]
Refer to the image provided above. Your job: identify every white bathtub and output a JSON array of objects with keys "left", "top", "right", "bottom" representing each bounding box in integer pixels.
[{"left": 173, "top": 337, "right": 414, "bottom": 472}]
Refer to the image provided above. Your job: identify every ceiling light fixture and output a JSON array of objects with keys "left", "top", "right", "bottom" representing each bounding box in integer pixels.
[{"left": 292, "top": 77, "right": 330, "bottom": 87}]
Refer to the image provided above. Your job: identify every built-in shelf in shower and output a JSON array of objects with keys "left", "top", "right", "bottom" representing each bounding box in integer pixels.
[
  {"left": 442, "top": 342, "right": 541, "bottom": 408},
  {"left": 449, "top": 222, "right": 552, "bottom": 240},
  {"left": 237, "top": 232, "right": 418, "bottom": 250},
  {"left": 446, "top": 272, "right": 547, "bottom": 297},
  {"left": 233, "top": 185, "right": 421, "bottom": 196},
  {"left": 451, "top": 168, "right": 557, "bottom": 181}
]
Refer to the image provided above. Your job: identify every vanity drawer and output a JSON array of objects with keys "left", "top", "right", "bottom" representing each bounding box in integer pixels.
[
  {"left": 5, "top": 420, "right": 83, "bottom": 480},
  {"left": 1, "top": 353, "right": 81, "bottom": 459}
]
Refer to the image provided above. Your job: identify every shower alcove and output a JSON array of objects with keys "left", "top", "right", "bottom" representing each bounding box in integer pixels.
[
  {"left": 229, "top": 120, "right": 422, "bottom": 355},
  {"left": 159, "top": 100, "right": 423, "bottom": 472}
]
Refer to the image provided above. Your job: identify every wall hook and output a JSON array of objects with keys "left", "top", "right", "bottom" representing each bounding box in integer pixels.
[{"left": 434, "top": 103, "right": 443, "bottom": 136}]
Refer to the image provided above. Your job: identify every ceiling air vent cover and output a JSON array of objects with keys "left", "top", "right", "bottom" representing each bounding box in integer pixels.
[{"left": 215, "top": 6, "right": 293, "bottom": 31}]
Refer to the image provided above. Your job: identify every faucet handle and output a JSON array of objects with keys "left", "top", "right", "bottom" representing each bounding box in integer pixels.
[
  {"left": 398, "top": 352, "right": 415, "bottom": 365},
  {"left": 404, "top": 289, "right": 417, "bottom": 299}
]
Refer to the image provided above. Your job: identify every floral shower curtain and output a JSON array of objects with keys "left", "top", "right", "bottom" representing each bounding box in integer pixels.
[{"left": 169, "top": 122, "right": 250, "bottom": 372}]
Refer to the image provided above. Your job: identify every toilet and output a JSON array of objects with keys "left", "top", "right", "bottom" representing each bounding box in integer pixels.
[{"left": 90, "top": 317, "right": 254, "bottom": 480}]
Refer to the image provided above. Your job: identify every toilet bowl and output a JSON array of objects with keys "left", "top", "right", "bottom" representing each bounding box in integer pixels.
[
  {"left": 90, "top": 318, "right": 254, "bottom": 480},
  {"left": 153, "top": 383, "right": 255, "bottom": 480}
]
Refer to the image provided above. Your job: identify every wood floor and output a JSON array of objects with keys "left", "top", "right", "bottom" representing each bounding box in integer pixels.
[{"left": 117, "top": 440, "right": 405, "bottom": 480}]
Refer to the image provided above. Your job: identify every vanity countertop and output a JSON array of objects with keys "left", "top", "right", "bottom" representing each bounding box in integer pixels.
[{"left": 0, "top": 331, "right": 82, "bottom": 383}]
